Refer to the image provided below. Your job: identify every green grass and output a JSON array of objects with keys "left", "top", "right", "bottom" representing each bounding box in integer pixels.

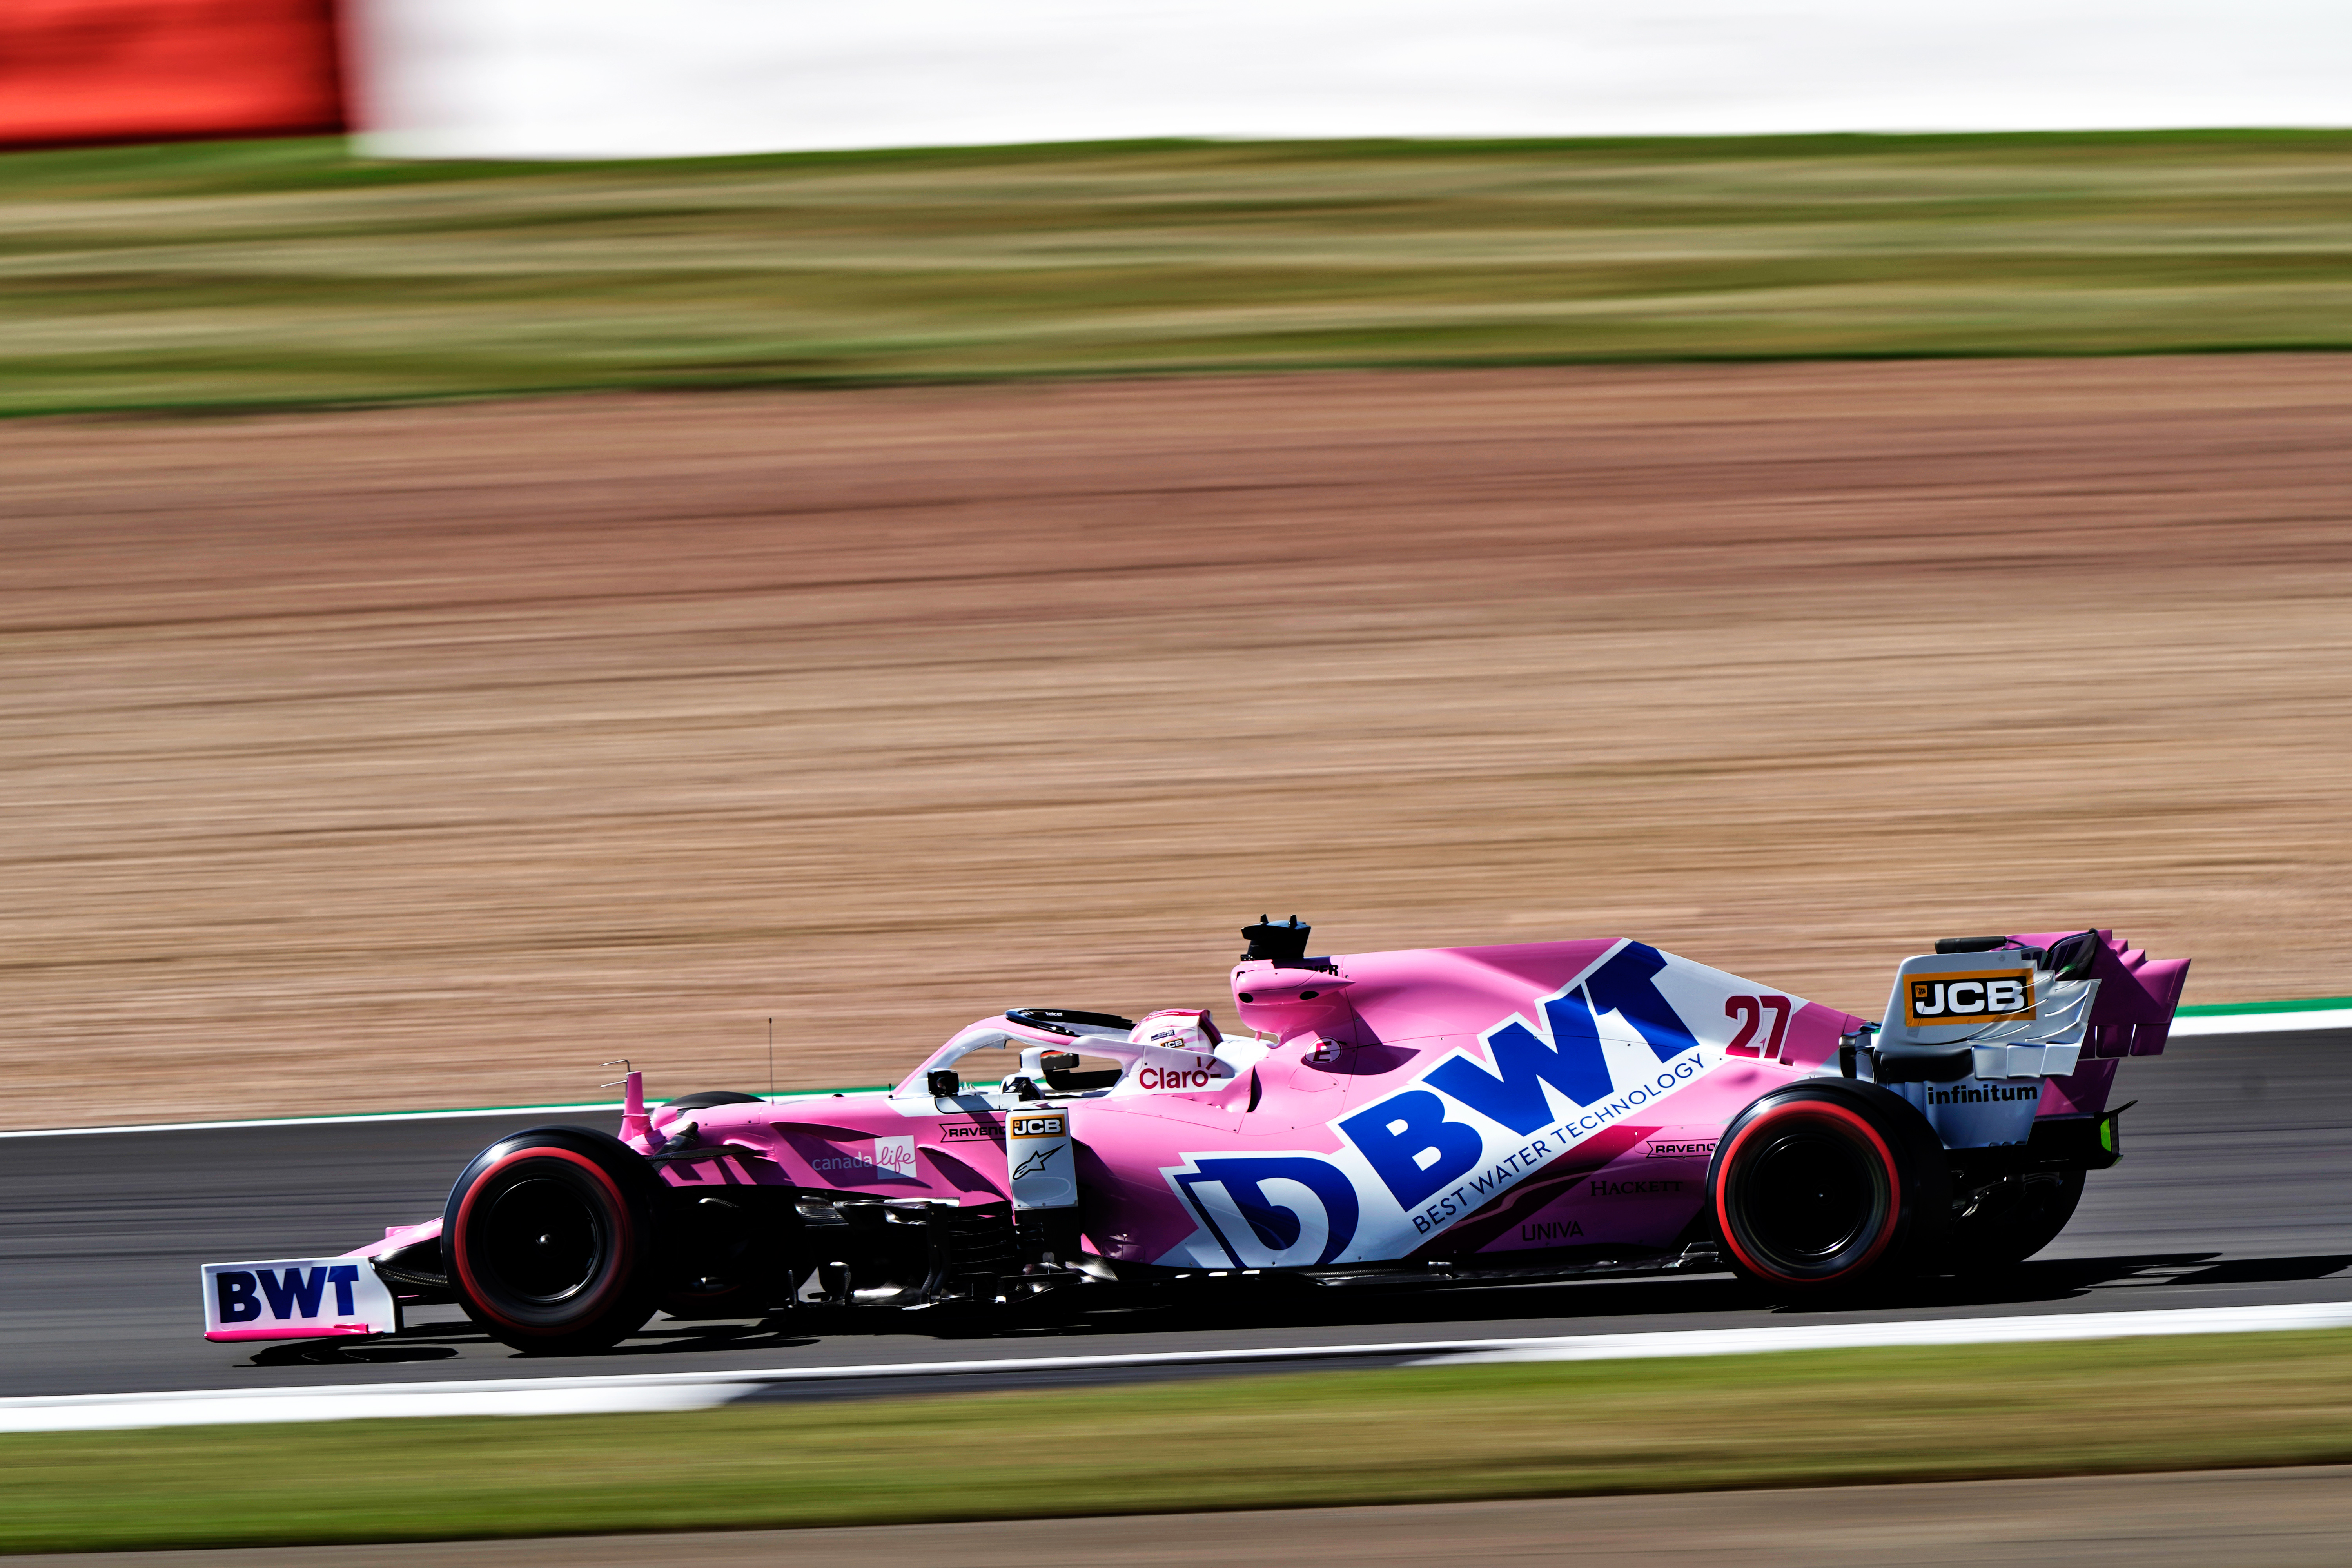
[
  {"left": 9, "top": 1330, "right": 2352, "bottom": 1553},
  {"left": 2, "top": 131, "right": 2350, "bottom": 416}
]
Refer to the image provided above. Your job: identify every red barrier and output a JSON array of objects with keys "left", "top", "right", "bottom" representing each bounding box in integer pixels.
[{"left": 0, "top": 0, "right": 345, "bottom": 148}]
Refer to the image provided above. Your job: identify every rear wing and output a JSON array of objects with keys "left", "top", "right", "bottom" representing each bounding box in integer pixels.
[
  {"left": 1875, "top": 930, "right": 2187, "bottom": 1065},
  {"left": 1856, "top": 930, "right": 2187, "bottom": 1147},
  {"left": 2008, "top": 929, "right": 2190, "bottom": 1059}
]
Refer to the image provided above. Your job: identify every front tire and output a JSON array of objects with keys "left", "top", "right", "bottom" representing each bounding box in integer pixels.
[
  {"left": 443, "top": 1127, "right": 664, "bottom": 1354},
  {"left": 1708, "top": 1081, "right": 1949, "bottom": 1296}
]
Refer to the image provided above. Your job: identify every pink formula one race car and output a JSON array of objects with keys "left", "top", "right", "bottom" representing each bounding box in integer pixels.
[{"left": 202, "top": 918, "right": 2188, "bottom": 1352}]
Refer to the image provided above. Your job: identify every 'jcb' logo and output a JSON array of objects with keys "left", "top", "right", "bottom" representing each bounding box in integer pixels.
[
  {"left": 1009, "top": 1113, "right": 1065, "bottom": 1138},
  {"left": 1906, "top": 969, "right": 2036, "bottom": 1027}
]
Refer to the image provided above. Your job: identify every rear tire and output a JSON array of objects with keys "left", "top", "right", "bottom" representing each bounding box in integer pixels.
[
  {"left": 1945, "top": 1168, "right": 2086, "bottom": 1274},
  {"left": 1709, "top": 1081, "right": 1949, "bottom": 1296},
  {"left": 443, "top": 1127, "right": 664, "bottom": 1355}
]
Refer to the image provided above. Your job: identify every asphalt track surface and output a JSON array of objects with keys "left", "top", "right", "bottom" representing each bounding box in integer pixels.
[{"left": 5, "top": 1029, "right": 2347, "bottom": 1401}]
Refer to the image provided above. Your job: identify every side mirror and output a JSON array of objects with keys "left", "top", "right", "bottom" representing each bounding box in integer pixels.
[
  {"left": 926, "top": 1068, "right": 961, "bottom": 1097},
  {"left": 1040, "top": 1051, "right": 1080, "bottom": 1076}
]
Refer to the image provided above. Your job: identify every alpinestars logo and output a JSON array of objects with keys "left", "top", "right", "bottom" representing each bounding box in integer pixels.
[{"left": 1013, "top": 1143, "right": 1065, "bottom": 1180}]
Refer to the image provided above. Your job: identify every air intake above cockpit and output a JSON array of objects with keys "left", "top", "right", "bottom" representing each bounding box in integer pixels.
[{"left": 1241, "top": 914, "right": 1312, "bottom": 966}]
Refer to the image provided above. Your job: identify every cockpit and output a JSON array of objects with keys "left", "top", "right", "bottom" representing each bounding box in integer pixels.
[{"left": 893, "top": 1005, "right": 1247, "bottom": 1109}]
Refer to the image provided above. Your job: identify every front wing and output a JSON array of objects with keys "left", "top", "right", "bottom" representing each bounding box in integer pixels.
[{"left": 200, "top": 1256, "right": 400, "bottom": 1342}]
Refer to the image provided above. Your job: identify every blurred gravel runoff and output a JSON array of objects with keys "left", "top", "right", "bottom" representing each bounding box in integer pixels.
[{"left": 2, "top": 356, "right": 2347, "bottom": 1126}]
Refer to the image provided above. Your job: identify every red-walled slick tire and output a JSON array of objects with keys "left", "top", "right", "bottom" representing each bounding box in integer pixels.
[
  {"left": 443, "top": 1126, "right": 664, "bottom": 1355},
  {"left": 1707, "top": 1081, "right": 1949, "bottom": 1296}
]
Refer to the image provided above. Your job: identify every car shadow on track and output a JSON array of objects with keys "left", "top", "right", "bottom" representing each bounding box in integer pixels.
[
  {"left": 2162, "top": 1254, "right": 2352, "bottom": 1286},
  {"left": 710, "top": 1249, "right": 2348, "bottom": 1344},
  {"left": 249, "top": 1340, "right": 466, "bottom": 1367},
  {"left": 246, "top": 1322, "right": 828, "bottom": 1367},
  {"left": 1023, "top": 1250, "right": 2350, "bottom": 1335}
]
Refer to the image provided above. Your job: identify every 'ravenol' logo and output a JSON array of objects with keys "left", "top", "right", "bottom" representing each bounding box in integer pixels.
[{"left": 214, "top": 1264, "right": 365, "bottom": 1325}]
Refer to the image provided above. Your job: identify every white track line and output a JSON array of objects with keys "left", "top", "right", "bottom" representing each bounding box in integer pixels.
[
  {"left": 7, "top": 1302, "right": 2348, "bottom": 1433},
  {"left": 1421, "top": 1301, "right": 2352, "bottom": 1364},
  {"left": 2169, "top": 1009, "right": 2352, "bottom": 1036}
]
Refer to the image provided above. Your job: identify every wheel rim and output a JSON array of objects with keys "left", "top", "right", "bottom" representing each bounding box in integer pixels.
[
  {"left": 1742, "top": 1131, "right": 1873, "bottom": 1262},
  {"left": 481, "top": 1175, "right": 609, "bottom": 1304}
]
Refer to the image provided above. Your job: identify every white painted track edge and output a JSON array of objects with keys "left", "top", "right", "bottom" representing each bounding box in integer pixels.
[
  {"left": 2167, "top": 1009, "right": 2352, "bottom": 1036},
  {"left": 6, "top": 1302, "right": 2349, "bottom": 1432}
]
